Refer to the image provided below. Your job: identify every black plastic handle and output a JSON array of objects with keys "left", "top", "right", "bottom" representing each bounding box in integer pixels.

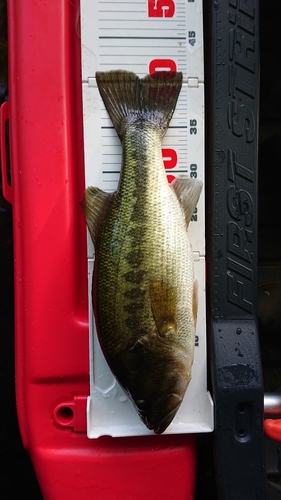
[{"left": 205, "top": 1, "right": 268, "bottom": 498}]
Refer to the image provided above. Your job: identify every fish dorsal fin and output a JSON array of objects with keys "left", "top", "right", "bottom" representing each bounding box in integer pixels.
[
  {"left": 96, "top": 70, "right": 183, "bottom": 140},
  {"left": 171, "top": 175, "right": 203, "bottom": 227},
  {"left": 83, "top": 186, "right": 112, "bottom": 245},
  {"left": 149, "top": 281, "right": 177, "bottom": 337}
]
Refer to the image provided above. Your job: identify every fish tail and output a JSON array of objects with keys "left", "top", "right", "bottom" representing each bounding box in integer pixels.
[{"left": 96, "top": 70, "right": 183, "bottom": 139}]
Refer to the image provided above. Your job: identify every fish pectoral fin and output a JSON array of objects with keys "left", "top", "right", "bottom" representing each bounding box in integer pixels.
[
  {"left": 171, "top": 175, "right": 203, "bottom": 227},
  {"left": 193, "top": 279, "right": 199, "bottom": 326},
  {"left": 149, "top": 281, "right": 177, "bottom": 337},
  {"left": 83, "top": 186, "right": 113, "bottom": 245}
]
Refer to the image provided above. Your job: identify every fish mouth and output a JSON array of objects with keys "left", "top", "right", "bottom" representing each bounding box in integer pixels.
[{"left": 137, "top": 392, "right": 184, "bottom": 435}]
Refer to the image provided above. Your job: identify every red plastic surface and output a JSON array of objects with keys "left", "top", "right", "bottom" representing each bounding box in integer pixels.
[
  {"left": 7, "top": 1, "right": 197, "bottom": 498},
  {"left": 264, "top": 419, "right": 281, "bottom": 442},
  {"left": 0, "top": 101, "right": 12, "bottom": 203}
]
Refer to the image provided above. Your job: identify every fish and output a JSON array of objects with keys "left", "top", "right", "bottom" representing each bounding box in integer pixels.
[{"left": 83, "top": 70, "right": 203, "bottom": 434}]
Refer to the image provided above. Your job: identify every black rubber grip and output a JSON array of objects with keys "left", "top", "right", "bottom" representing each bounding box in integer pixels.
[{"left": 205, "top": 1, "right": 268, "bottom": 498}]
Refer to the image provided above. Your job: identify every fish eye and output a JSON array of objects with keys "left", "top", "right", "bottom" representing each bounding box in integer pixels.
[{"left": 136, "top": 399, "right": 148, "bottom": 411}]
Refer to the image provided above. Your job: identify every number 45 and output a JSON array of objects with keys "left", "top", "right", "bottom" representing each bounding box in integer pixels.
[{"left": 189, "top": 31, "right": 196, "bottom": 46}]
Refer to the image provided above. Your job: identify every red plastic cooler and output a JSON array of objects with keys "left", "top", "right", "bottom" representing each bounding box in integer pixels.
[{"left": 1, "top": 1, "right": 197, "bottom": 498}]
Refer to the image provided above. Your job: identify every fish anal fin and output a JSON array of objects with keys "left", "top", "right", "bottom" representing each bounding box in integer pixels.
[
  {"left": 83, "top": 186, "right": 112, "bottom": 245},
  {"left": 149, "top": 281, "right": 177, "bottom": 337},
  {"left": 193, "top": 280, "right": 199, "bottom": 326},
  {"left": 171, "top": 175, "right": 203, "bottom": 227}
]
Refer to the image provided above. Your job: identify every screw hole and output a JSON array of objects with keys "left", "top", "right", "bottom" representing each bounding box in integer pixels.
[{"left": 56, "top": 406, "right": 74, "bottom": 425}]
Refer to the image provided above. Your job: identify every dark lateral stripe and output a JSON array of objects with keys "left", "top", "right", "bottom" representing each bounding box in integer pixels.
[
  {"left": 124, "top": 249, "right": 144, "bottom": 267},
  {"left": 124, "top": 288, "right": 146, "bottom": 299},
  {"left": 124, "top": 302, "right": 144, "bottom": 313},
  {"left": 123, "top": 270, "right": 146, "bottom": 284}
]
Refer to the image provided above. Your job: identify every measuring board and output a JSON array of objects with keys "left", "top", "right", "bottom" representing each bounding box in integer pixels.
[{"left": 81, "top": 0, "right": 213, "bottom": 438}]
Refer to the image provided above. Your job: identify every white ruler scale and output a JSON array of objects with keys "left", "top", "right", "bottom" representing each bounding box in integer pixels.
[{"left": 81, "top": 0, "right": 213, "bottom": 438}]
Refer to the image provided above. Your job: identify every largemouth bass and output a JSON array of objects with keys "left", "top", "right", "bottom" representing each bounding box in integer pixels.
[{"left": 84, "top": 70, "right": 202, "bottom": 434}]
